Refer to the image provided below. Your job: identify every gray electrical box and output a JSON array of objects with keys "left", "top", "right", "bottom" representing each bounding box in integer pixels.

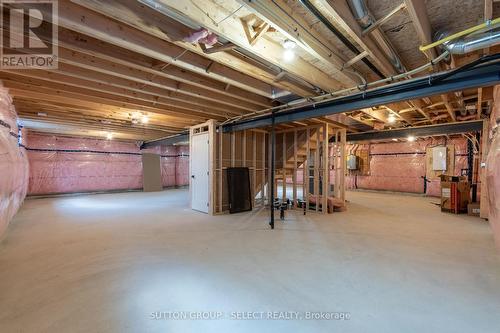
[{"left": 347, "top": 154, "right": 359, "bottom": 170}]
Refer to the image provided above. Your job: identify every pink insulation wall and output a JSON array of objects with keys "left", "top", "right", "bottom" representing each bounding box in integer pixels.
[
  {"left": 0, "top": 84, "right": 29, "bottom": 239},
  {"left": 487, "top": 86, "right": 500, "bottom": 249},
  {"left": 25, "top": 132, "right": 189, "bottom": 195},
  {"left": 345, "top": 138, "right": 469, "bottom": 196}
]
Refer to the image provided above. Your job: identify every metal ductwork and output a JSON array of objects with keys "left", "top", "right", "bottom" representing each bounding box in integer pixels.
[
  {"left": 346, "top": 0, "right": 373, "bottom": 28},
  {"left": 297, "top": 0, "right": 385, "bottom": 78},
  {"left": 442, "top": 29, "right": 500, "bottom": 55},
  {"left": 346, "top": 0, "right": 406, "bottom": 73}
]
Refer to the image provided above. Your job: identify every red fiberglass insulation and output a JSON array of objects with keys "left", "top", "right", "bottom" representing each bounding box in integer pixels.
[
  {"left": 25, "top": 132, "right": 189, "bottom": 195},
  {"left": 345, "top": 137, "right": 469, "bottom": 196},
  {"left": 0, "top": 84, "right": 29, "bottom": 239}
]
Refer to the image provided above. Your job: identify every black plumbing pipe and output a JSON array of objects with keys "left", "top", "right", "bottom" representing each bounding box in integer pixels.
[{"left": 298, "top": 0, "right": 385, "bottom": 79}]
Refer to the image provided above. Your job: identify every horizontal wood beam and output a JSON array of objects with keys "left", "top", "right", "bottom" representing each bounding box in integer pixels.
[
  {"left": 1, "top": 75, "right": 224, "bottom": 121},
  {"left": 72, "top": 0, "right": 315, "bottom": 97},
  {"left": 309, "top": 0, "right": 397, "bottom": 77},
  {"left": 145, "top": 0, "right": 346, "bottom": 91},
  {"left": 1, "top": 68, "right": 241, "bottom": 118},
  {"left": 1, "top": 65, "right": 245, "bottom": 117},
  {"left": 19, "top": 117, "right": 165, "bottom": 141},
  {"left": 54, "top": 27, "right": 273, "bottom": 108},
  {"left": 238, "top": 0, "right": 357, "bottom": 85},
  {"left": 6, "top": 84, "right": 202, "bottom": 125},
  {"left": 13, "top": 0, "right": 283, "bottom": 99},
  {"left": 19, "top": 112, "right": 173, "bottom": 136},
  {"left": 15, "top": 101, "right": 183, "bottom": 132}
]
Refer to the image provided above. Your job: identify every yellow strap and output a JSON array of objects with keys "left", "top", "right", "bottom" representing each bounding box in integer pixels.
[{"left": 419, "top": 17, "right": 500, "bottom": 52}]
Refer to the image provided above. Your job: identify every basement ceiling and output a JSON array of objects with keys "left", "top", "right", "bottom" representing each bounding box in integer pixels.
[{"left": 0, "top": 0, "right": 497, "bottom": 142}]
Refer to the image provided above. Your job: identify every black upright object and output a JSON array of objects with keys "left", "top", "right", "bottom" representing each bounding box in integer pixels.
[
  {"left": 270, "top": 112, "right": 275, "bottom": 229},
  {"left": 227, "top": 167, "right": 252, "bottom": 214},
  {"left": 467, "top": 138, "right": 474, "bottom": 183}
]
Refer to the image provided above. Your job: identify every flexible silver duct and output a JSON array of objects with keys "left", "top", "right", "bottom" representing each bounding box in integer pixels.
[
  {"left": 443, "top": 29, "right": 500, "bottom": 54},
  {"left": 346, "top": 0, "right": 373, "bottom": 28},
  {"left": 346, "top": 0, "right": 405, "bottom": 73}
]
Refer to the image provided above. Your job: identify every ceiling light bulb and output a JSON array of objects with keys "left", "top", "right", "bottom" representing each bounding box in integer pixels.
[
  {"left": 387, "top": 115, "right": 396, "bottom": 123},
  {"left": 141, "top": 115, "right": 149, "bottom": 124},
  {"left": 106, "top": 132, "right": 113, "bottom": 140},
  {"left": 283, "top": 39, "right": 296, "bottom": 49},
  {"left": 283, "top": 49, "right": 295, "bottom": 62},
  {"left": 407, "top": 135, "right": 416, "bottom": 142}
]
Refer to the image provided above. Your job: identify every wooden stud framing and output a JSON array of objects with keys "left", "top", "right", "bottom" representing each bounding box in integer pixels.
[
  {"left": 262, "top": 132, "right": 267, "bottom": 205},
  {"left": 305, "top": 128, "right": 310, "bottom": 212},
  {"left": 231, "top": 132, "right": 235, "bottom": 167},
  {"left": 218, "top": 125, "right": 223, "bottom": 213},
  {"left": 282, "top": 132, "right": 287, "bottom": 201},
  {"left": 253, "top": 131, "right": 257, "bottom": 207},
  {"left": 314, "top": 129, "right": 320, "bottom": 212},
  {"left": 339, "top": 129, "right": 346, "bottom": 202},
  {"left": 293, "top": 130, "right": 298, "bottom": 208},
  {"left": 242, "top": 130, "right": 247, "bottom": 167},
  {"left": 477, "top": 88, "right": 484, "bottom": 120},
  {"left": 322, "top": 124, "right": 329, "bottom": 214},
  {"left": 480, "top": 119, "right": 490, "bottom": 219}
]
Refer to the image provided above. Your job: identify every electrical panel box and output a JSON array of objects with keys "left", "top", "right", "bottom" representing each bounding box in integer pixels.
[
  {"left": 347, "top": 154, "right": 359, "bottom": 170},
  {"left": 432, "top": 146, "right": 447, "bottom": 171}
]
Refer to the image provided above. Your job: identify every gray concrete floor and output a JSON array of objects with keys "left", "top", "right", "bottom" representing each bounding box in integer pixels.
[{"left": 1, "top": 189, "right": 499, "bottom": 333}]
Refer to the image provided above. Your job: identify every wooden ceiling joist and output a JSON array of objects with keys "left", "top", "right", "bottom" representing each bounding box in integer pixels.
[
  {"left": 0, "top": 75, "right": 228, "bottom": 121},
  {"left": 6, "top": 84, "right": 206, "bottom": 125},
  {"left": 441, "top": 94, "right": 458, "bottom": 122},
  {"left": 238, "top": 0, "right": 358, "bottom": 86},
  {"left": 307, "top": 0, "right": 397, "bottom": 77},
  {"left": 19, "top": 117, "right": 165, "bottom": 141},
  {"left": 70, "top": 0, "right": 315, "bottom": 97},
  {"left": 18, "top": 113, "right": 174, "bottom": 136},
  {"left": 1, "top": 65, "right": 246, "bottom": 117},
  {"left": 404, "top": 0, "right": 437, "bottom": 60},
  {"left": 13, "top": 0, "right": 284, "bottom": 99},
  {"left": 14, "top": 98, "right": 195, "bottom": 130},
  {"left": 132, "top": 0, "right": 346, "bottom": 92},
  {"left": 54, "top": 28, "right": 273, "bottom": 108}
]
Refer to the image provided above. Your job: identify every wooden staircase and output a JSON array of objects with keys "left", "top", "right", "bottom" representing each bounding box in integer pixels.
[{"left": 270, "top": 125, "right": 346, "bottom": 213}]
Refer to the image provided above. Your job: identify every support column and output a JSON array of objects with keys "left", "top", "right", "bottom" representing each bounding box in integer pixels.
[
  {"left": 322, "top": 124, "right": 329, "bottom": 214},
  {"left": 293, "top": 130, "right": 298, "bottom": 208},
  {"left": 270, "top": 112, "right": 276, "bottom": 229}
]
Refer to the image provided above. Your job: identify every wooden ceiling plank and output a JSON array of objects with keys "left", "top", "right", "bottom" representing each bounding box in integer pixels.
[
  {"left": 16, "top": 0, "right": 283, "bottom": 99},
  {"left": 19, "top": 113, "right": 173, "bottom": 136},
  {"left": 404, "top": 0, "right": 437, "bottom": 60},
  {"left": 309, "top": 0, "right": 397, "bottom": 77},
  {"left": 15, "top": 101, "right": 186, "bottom": 132},
  {"left": 6, "top": 84, "right": 207, "bottom": 123},
  {"left": 1, "top": 75, "right": 227, "bottom": 120},
  {"left": 477, "top": 87, "right": 483, "bottom": 119},
  {"left": 71, "top": 0, "right": 315, "bottom": 97},
  {"left": 238, "top": 0, "right": 358, "bottom": 85},
  {"left": 19, "top": 117, "right": 167, "bottom": 140},
  {"left": 139, "top": 0, "right": 346, "bottom": 91},
  {"left": 484, "top": 0, "right": 493, "bottom": 54},
  {"left": 1, "top": 67, "right": 246, "bottom": 117},
  {"left": 54, "top": 28, "right": 275, "bottom": 107},
  {"left": 55, "top": 48, "right": 263, "bottom": 112},
  {"left": 441, "top": 94, "right": 458, "bottom": 122}
]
